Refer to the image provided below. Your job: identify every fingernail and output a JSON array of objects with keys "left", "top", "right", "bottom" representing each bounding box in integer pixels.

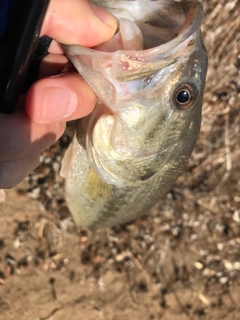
[
  {"left": 91, "top": 4, "right": 118, "bottom": 30},
  {"left": 41, "top": 87, "right": 76, "bottom": 123}
]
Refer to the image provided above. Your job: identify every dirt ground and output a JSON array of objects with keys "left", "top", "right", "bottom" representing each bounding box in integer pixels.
[{"left": 0, "top": 0, "right": 239, "bottom": 319}]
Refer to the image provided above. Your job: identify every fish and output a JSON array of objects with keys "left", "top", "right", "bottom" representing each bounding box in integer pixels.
[{"left": 60, "top": 0, "right": 208, "bottom": 229}]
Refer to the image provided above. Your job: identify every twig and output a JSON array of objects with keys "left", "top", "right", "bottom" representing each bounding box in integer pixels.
[
  {"left": 38, "top": 218, "right": 46, "bottom": 238},
  {"left": 127, "top": 251, "right": 151, "bottom": 286},
  {"left": 37, "top": 308, "right": 61, "bottom": 320},
  {"left": 220, "top": 116, "right": 232, "bottom": 184},
  {"left": 198, "top": 292, "right": 211, "bottom": 306},
  {"left": 161, "top": 269, "right": 189, "bottom": 316}
]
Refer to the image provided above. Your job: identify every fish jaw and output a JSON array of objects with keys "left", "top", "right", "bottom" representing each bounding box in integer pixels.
[{"left": 61, "top": 0, "right": 208, "bottom": 228}]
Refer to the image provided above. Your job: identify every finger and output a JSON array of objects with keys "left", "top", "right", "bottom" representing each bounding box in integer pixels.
[
  {"left": 48, "top": 40, "right": 65, "bottom": 54},
  {"left": 41, "top": 0, "right": 118, "bottom": 47},
  {"left": 25, "top": 72, "right": 96, "bottom": 124},
  {"left": 0, "top": 107, "right": 65, "bottom": 161},
  {"left": 38, "top": 53, "right": 68, "bottom": 78},
  {"left": 0, "top": 155, "right": 40, "bottom": 189}
]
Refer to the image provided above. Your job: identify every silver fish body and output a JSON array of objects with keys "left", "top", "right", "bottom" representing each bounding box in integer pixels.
[{"left": 61, "top": 0, "right": 208, "bottom": 229}]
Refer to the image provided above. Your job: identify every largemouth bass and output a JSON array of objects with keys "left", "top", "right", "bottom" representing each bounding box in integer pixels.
[{"left": 61, "top": 0, "right": 208, "bottom": 229}]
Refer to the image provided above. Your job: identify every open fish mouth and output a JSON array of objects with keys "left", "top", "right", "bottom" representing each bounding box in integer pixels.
[
  {"left": 63, "top": 0, "right": 204, "bottom": 52},
  {"left": 90, "top": 0, "right": 204, "bottom": 51}
]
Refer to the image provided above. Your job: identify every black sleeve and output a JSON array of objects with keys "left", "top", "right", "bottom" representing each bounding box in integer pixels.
[{"left": 22, "top": 36, "right": 52, "bottom": 92}]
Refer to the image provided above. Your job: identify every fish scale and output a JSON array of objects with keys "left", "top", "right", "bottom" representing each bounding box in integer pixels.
[{"left": 61, "top": 0, "right": 208, "bottom": 229}]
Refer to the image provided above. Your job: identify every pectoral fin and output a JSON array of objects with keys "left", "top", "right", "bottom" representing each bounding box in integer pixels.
[
  {"left": 86, "top": 168, "right": 113, "bottom": 201},
  {"left": 60, "top": 143, "right": 73, "bottom": 179}
]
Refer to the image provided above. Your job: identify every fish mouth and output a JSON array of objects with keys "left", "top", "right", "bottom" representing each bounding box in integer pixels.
[
  {"left": 63, "top": 1, "right": 203, "bottom": 56},
  {"left": 90, "top": 0, "right": 204, "bottom": 53}
]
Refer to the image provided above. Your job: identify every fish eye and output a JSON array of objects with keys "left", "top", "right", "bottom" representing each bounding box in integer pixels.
[{"left": 174, "top": 84, "right": 196, "bottom": 110}]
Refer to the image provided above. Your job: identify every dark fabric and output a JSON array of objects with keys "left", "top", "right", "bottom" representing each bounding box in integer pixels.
[
  {"left": 0, "top": 0, "right": 10, "bottom": 36},
  {"left": 33, "top": 35, "right": 52, "bottom": 60},
  {"left": 22, "top": 36, "right": 52, "bottom": 92}
]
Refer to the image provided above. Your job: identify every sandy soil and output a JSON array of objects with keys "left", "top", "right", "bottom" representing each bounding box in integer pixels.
[{"left": 0, "top": 0, "right": 239, "bottom": 319}]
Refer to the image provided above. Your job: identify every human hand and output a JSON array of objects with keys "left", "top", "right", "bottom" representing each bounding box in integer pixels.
[{"left": 0, "top": 0, "right": 117, "bottom": 188}]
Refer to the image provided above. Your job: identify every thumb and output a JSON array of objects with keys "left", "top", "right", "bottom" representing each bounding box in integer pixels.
[{"left": 41, "top": 0, "right": 118, "bottom": 47}]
